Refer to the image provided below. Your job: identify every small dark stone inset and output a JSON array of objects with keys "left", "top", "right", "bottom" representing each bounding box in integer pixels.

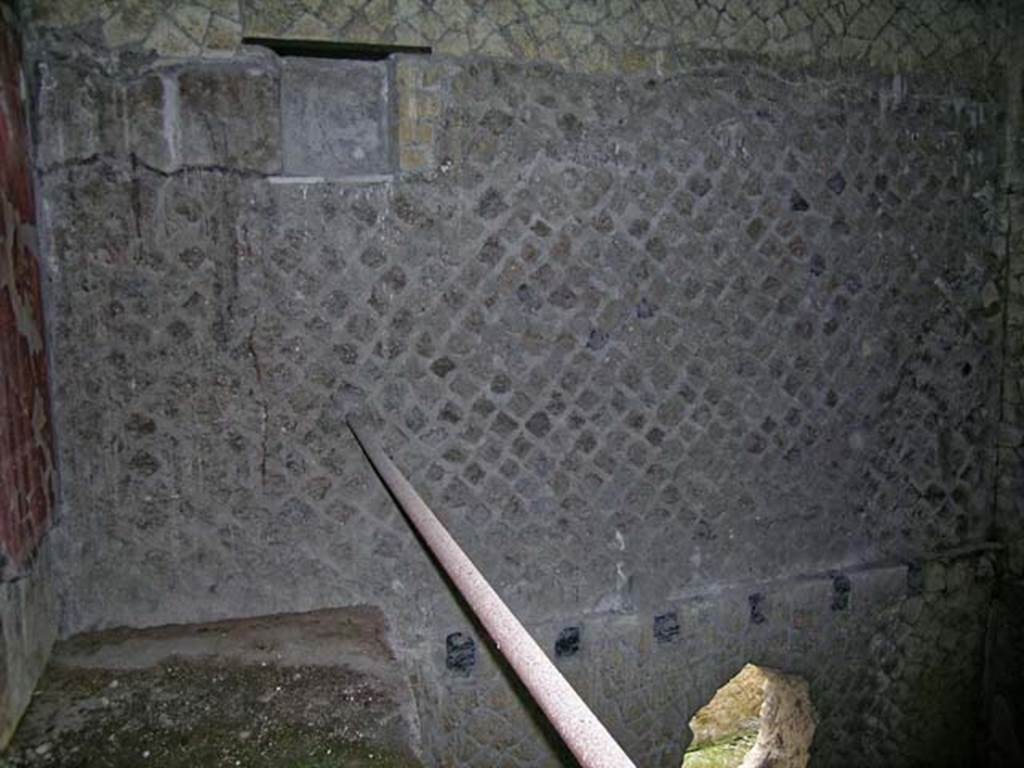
[
  {"left": 790, "top": 190, "right": 810, "bottom": 212},
  {"left": 586, "top": 328, "right": 609, "bottom": 351},
  {"left": 430, "top": 357, "right": 455, "bottom": 378},
  {"left": 525, "top": 411, "right": 552, "bottom": 438},
  {"left": 178, "top": 246, "right": 206, "bottom": 270},
  {"left": 438, "top": 401, "right": 462, "bottom": 424},
  {"left": 490, "top": 411, "right": 518, "bottom": 436},
  {"left": 645, "top": 427, "right": 665, "bottom": 446},
  {"left": 516, "top": 283, "right": 542, "bottom": 312},
  {"left": 627, "top": 218, "right": 650, "bottom": 238},
  {"left": 749, "top": 593, "right": 767, "bottom": 624},
  {"left": 490, "top": 373, "right": 511, "bottom": 394},
  {"left": 479, "top": 235, "right": 504, "bottom": 266},
  {"left": 826, "top": 171, "right": 846, "bottom": 195},
  {"left": 745, "top": 432, "right": 766, "bottom": 454},
  {"left": 531, "top": 219, "right": 552, "bottom": 237},
  {"left": 477, "top": 187, "right": 508, "bottom": 219},
  {"left": 831, "top": 573, "right": 851, "bottom": 611},
  {"left": 695, "top": 519, "right": 714, "bottom": 541},
  {"left": 445, "top": 632, "right": 476, "bottom": 676},
  {"left": 555, "top": 626, "right": 581, "bottom": 658},
  {"left": 129, "top": 450, "right": 161, "bottom": 476},
  {"left": 549, "top": 284, "right": 578, "bottom": 309},
  {"left": 907, "top": 562, "right": 924, "bottom": 595},
  {"left": 124, "top": 413, "right": 157, "bottom": 435},
  {"left": 557, "top": 112, "right": 583, "bottom": 140},
  {"left": 654, "top": 611, "right": 680, "bottom": 644},
  {"left": 463, "top": 463, "right": 485, "bottom": 485},
  {"left": 687, "top": 174, "right": 712, "bottom": 197},
  {"left": 360, "top": 246, "right": 385, "bottom": 268}
]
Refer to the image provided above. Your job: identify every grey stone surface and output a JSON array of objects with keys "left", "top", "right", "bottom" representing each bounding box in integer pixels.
[
  {"left": 18, "top": 0, "right": 1012, "bottom": 85},
  {"left": 27, "top": 35, "right": 1012, "bottom": 768},
  {"left": 35, "top": 62, "right": 170, "bottom": 171},
  {"left": 998, "top": 7, "right": 1024, "bottom": 582},
  {"left": 6, "top": 606, "right": 422, "bottom": 767},
  {"left": 177, "top": 63, "right": 280, "bottom": 171},
  {"left": 34, "top": 61, "right": 106, "bottom": 168},
  {"left": 433, "top": 557, "right": 994, "bottom": 766},
  {"left": 0, "top": 542, "right": 58, "bottom": 747},
  {"left": 282, "top": 58, "right": 391, "bottom": 177},
  {"left": 990, "top": 9, "right": 1024, "bottom": 764},
  {"left": 987, "top": 581, "right": 1024, "bottom": 767},
  {"left": 35, "top": 60, "right": 280, "bottom": 173}
]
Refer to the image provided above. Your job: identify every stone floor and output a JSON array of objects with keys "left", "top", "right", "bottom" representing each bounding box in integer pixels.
[{"left": 1, "top": 607, "right": 421, "bottom": 768}]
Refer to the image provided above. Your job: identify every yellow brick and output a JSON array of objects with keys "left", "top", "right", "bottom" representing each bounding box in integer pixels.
[
  {"left": 397, "top": 91, "right": 417, "bottom": 116},
  {"left": 419, "top": 64, "right": 444, "bottom": 89},
  {"left": 620, "top": 48, "right": 656, "bottom": 75},
  {"left": 410, "top": 121, "right": 434, "bottom": 145},
  {"left": 400, "top": 144, "right": 431, "bottom": 171},
  {"left": 396, "top": 63, "right": 420, "bottom": 89},
  {"left": 397, "top": 115, "right": 417, "bottom": 143},
  {"left": 415, "top": 92, "right": 441, "bottom": 119}
]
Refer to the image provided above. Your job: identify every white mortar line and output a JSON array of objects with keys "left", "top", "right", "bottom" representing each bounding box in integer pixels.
[
  {"left": 347, "top": 419, "right": 636, "bottom": 768},
  {"left": 266, "top": 174, "right": 393, "bottom": 185},
  {"left": 160, "top": 73, "right": 180, "bottom": 170}
]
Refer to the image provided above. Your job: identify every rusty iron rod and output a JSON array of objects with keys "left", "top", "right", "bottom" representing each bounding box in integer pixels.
[{"left": 347, "top": 419, "right": 636, "bottom": 768}]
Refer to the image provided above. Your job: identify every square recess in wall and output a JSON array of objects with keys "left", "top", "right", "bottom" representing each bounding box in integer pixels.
[{"left": 281, "top": 57, "right": 391, "bottom": 177}]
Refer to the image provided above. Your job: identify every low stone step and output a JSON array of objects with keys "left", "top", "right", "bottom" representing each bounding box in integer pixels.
[{"left": 3, "top": 606, "right": 422, "bottom": 768}]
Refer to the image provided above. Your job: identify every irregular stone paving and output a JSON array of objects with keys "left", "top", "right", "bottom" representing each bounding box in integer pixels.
[{"left": 19, "top": 0, "right": 1010, "bottom": 83}]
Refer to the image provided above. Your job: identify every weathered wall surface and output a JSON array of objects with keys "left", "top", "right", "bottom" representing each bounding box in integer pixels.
[
  {"left": 987, "top": 580, "right": 1024, "bottom": 766},
  {"left": 989, "top": 5, "right": 1024, "bottom": 763},
  {"left": 997, "top": 0, "right": 1024, "bottom": 606},
  {"left": 20, "top": 0, "right": 1017, "bottom": 766},
  {"left": 19, "top": 0, "right": 1010, "bottom": 80},
  {"left": 0, "top": 1, "right": 57, "bottom": 748}
]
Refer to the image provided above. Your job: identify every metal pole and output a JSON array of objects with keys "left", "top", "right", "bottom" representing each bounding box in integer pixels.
[{"left": 348, "top": 420, "right": 636, "bottom": 768}]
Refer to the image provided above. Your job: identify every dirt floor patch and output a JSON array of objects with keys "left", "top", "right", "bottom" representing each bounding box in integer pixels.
[{"left": 1, "top": 608, "right": 422, "bottom": 768}]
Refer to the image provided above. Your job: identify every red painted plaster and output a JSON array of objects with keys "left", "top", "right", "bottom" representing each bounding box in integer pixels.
[{"left": 0, "top": 8, "right": 54, "bottom": 577}]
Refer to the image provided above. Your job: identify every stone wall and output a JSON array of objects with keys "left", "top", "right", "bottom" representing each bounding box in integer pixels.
[
  {"left": 986, "top": 580, "right": 1024, "bottom": 766},
  {"left": 0, "top": 1, "right": 58, "bottom": 748},
  {"left": 431, "top": 553, "right": 995, "bottom": 766},
  {"left": 19, "top": 1, "right": 1018, "bottom": 766},
  {"left": 989, "top": 3, "right": 1024, "bottom": 762},
  {"left": 19, "top": 0, "right": 1011, "bottom": 82},
  {"left": 997, "top": 0, "right": 1024, "bottom": 594}
]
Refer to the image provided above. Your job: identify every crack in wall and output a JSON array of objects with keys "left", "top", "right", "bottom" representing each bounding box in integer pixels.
[
  {"left": 240, "top": 218, "right": 267, "bottom": 492},
  {"left": 246, "top": 316, "right": 268, "bottom": 490},
  {"left": 38, "top": 154, "right": 270, "bottom": 180}
]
